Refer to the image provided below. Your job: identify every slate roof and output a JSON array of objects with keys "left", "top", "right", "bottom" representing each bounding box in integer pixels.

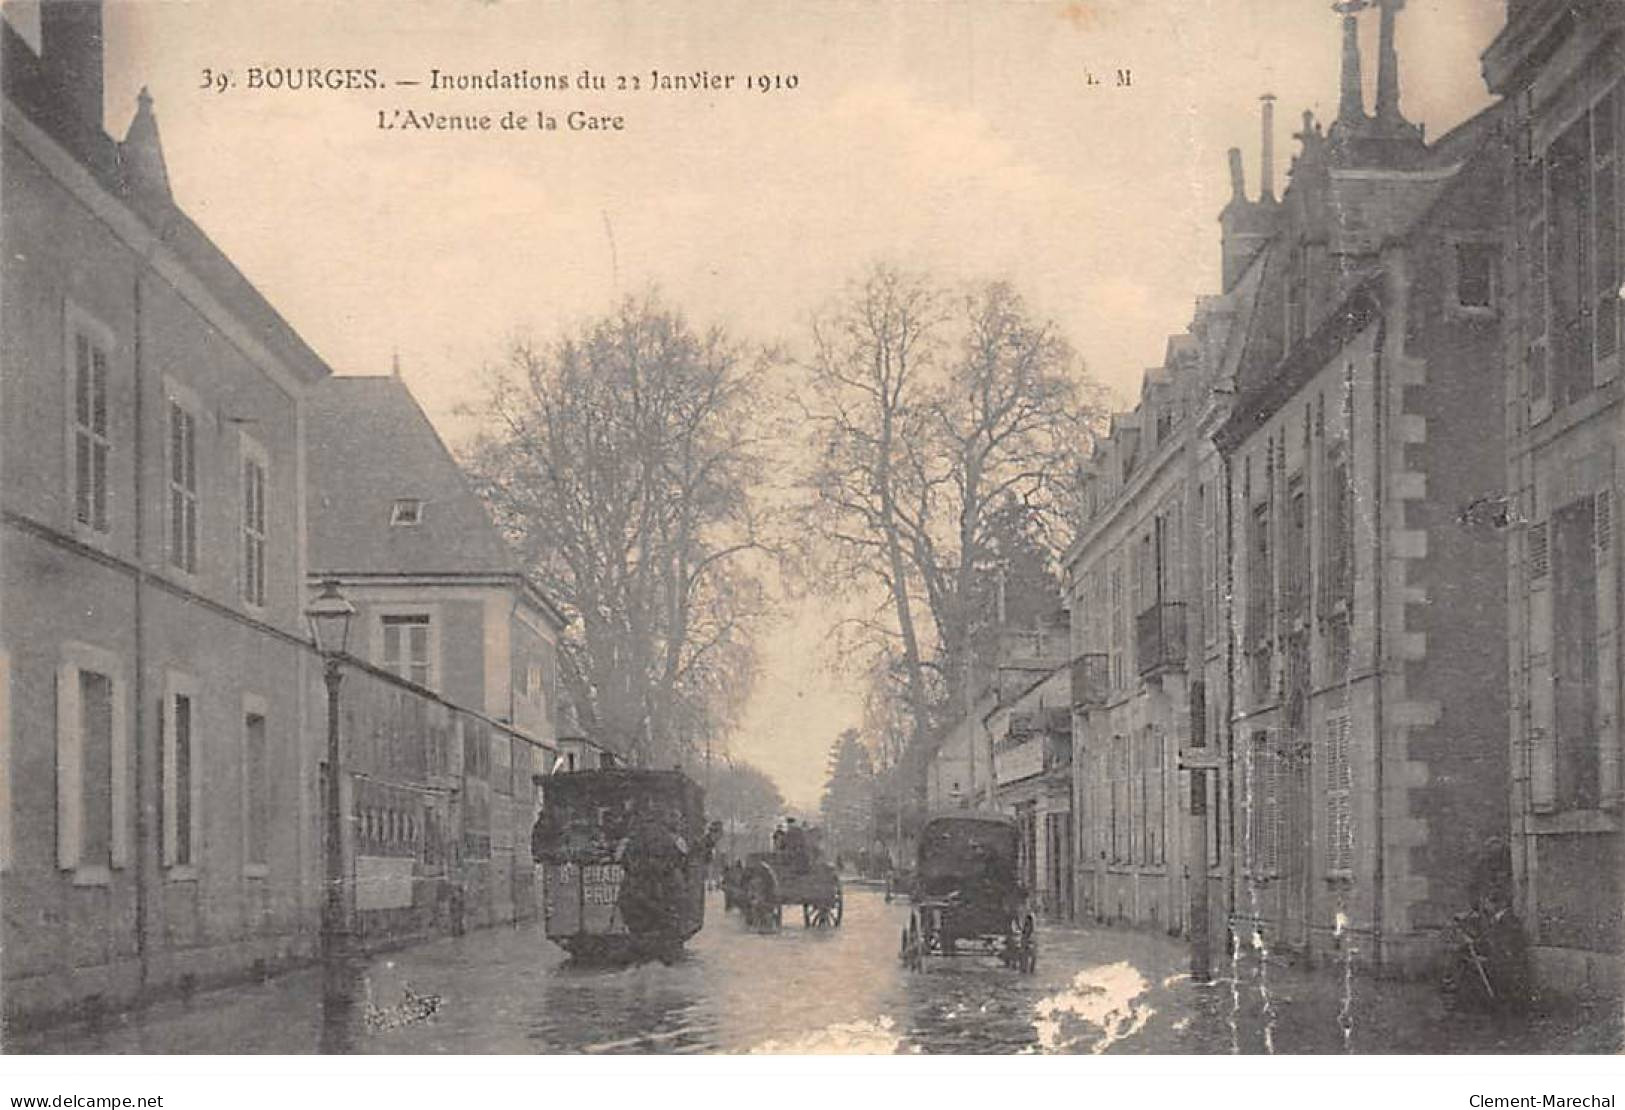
[
  {"left": 306, "top": 375, "right": 524, "bottom": 579},
  {"left": 1, "top": 19, "right": 332, "bottom": 386}
]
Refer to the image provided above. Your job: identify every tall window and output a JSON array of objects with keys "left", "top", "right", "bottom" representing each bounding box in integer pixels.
[
  {"left": 1554, "top": 494, "right": 1603, "bottom": 809},
  {"left": 1522, "top": 118, "right": 1552, "bottom": 412},
  {"left": 1545, "top": 85, "right": 1620, "bottom": 409},
  {"left": 79, "top": 672, "right": 114, "bottom": 866},
  {"left": 56, "top": 645, "right": 127, "bottom": 876},
  {"left": 1326, "top": 715, "right": 1353, "bottom": 873},
  {"left": 162, "top": 685, "right": 198, "bottom": 868},
  {"left": 1205, "top": 696, "right": 1222, "bottom": 870},
  {"left": 241, "top": 440, "right": 268, "bottom": 607},
  {"left": 1245, "top": 731, "right": 1279, "bottom": 878},
  {"left": 1283, "top": 477, "right": 1309, "bottom": 621},
  {"left": 1110, "top": 734, "right": 1129, "bottom": 864},
  {"left": 1109, "top": 566, "right": 1125, "bottom": 690},
  {"left": 1136, "top": 532, "right": 1154, "bottom": 612},
  {"left": 70, "top": 323, "right": 111, "bottom": 534},
  {"left": 1321, "top": 443, "right": 1354, "bottom": 615},
  {"left": 380, "top": 614, "right": 432, "bottom": 687},
  {"left": 1143, "top": 727, "right": 1164, "bottom": 866},
  {"left": 1248, "top": 494, "right": 1275, "bottom": 704},
  {"left": 168, "top": 398, "right": 198, "bottom": 574},
  {"left": 244, "top": 708, "right": 270, "bottom": 871},
  {"left": 1248, "top": 500, "right": 1274, "bottom": 646}
]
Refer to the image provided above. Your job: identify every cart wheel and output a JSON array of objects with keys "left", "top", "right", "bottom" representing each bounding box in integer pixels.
[{"left": 745, "top": 873, "right": 779, "bottom": 931}]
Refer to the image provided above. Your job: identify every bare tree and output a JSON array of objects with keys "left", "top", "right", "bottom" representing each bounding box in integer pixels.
[
  {"left": 799, "top": 268, "right": 1100, "bottom": 791},
  {"left": 923, "top": 280, "right": 1094, "bottom": 716},
  {"left": 466, "top": 293, "right": 775, "bottom": 766},
  {"left": 801, "top": 264, "right": 947, "bottom": 755}
]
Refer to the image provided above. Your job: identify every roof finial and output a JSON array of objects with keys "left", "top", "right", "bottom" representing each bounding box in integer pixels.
[
  {"left": 391, "top": 348, "right": 402, "bottom": 378},
  {"left": 120, "top": 85, "right": 172, "bottom": 200},
  {"left": 1227, "top": 147, "right": 1247, "bottom": 202},
  {"left": 1333, "top": 1, "right": 1370, "bottom": 127}
]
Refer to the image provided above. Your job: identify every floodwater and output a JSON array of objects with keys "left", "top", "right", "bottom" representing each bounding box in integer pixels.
[{"left": 10, "top": 888, "right": 1617, "bottom": 1054}]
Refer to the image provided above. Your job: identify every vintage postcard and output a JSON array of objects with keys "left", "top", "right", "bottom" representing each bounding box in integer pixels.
[{"left": 0, "top": 0, "right": 1621, "bottom": 1090}]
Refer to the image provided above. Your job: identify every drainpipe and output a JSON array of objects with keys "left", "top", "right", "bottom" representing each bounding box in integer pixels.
[
  {"left": 132, "top": 269, "right": 149, "bottom": 988},
  {"left": 1369, "top": 292, "right": 1390, "bottom": 972},
  {"left": 1222, "top": 452, "right": 1239, "bottom": 936}
]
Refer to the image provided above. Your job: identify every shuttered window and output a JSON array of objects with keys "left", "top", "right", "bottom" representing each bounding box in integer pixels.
[
  {"left": 1246, "top": 732, "right": 1279, "bottom": 878},
  {"left": 241, "top": 443, "right": 268, "bottom": 608},
  {"left": 56, "top": 645, "right": 129, "bottom": 878},
  {"left": 1326, "top": 716, "right": 1353, "bottom": 873},
  {"left": 167, "top": 399, "right": 198, "bottom": 574},
  {"left": 70, "top": 326, "right": 111, "bottom": 534}
]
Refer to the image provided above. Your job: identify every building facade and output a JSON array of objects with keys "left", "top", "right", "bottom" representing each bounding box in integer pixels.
[
  {"left": 988, "top": 663, "right": 1072, "bottom": 918},
  {"left": 1483, "top": 0, "right": 1625, "bottom": 996},
  {"left": 305, "top": 374, "right": 569, "bottom": 930},
  {"left": 1216, "top": 1, "right": 1513, "bottom": 974},
  {"left": 1065, "top": 281, "right": 1245, "bottom": 939},
  {"left": 1, "top": 6, "right": 330, "bottom": 1018}
]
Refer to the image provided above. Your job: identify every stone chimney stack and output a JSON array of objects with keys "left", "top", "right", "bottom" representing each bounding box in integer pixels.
[
  {"left": 1260, "top": 94, "right": 1277, "bottom": 201},
  {"left": 1219, "top": 139, "right": 1273, "bottom": 293},
  {"left": 1336, "top": 7, "right": 1366, "bottom": 127},
  {"left": 40, "top": 0, "right": 105, "bottom": 131},
  {"left": 1375, "top": 0, "right": 1404, "bottom": 123}
]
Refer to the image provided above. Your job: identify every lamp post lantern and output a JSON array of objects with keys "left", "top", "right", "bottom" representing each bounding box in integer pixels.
[{"left": 306, "top": 577, "right": 356, "bottom": 1051}]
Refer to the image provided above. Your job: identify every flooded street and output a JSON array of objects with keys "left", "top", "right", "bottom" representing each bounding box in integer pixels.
[{"left": 12, "top": 887, "right": 1617, "bottom": 1055}]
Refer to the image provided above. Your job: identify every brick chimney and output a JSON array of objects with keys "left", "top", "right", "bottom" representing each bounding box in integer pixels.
[
  {"left": 40, "top": 0, "right": 104, "bottom": 131},
  {"left": 1218, "top": 97, "right": 1281, "bottom": 293}
]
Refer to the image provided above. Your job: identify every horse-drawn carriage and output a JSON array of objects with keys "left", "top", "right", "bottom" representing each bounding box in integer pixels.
[
  {"left": 726, "top": 822, "right": 843, "bottom": 930},
  {"left": 899, "top": 812, "right": 1035, "bottom": 973},
  {"left": 531, "top": 768, "right": 714, "bottom": 962}
]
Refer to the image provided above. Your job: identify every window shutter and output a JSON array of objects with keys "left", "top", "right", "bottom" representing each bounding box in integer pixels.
[
  {"left": 160, "top": 695, "right": 175, "bottom": 866},
  {"left": 1597, "top": 488, "right": 1620, "bottom": 806},
  {"left": 1530, "top": 521, "right": 1550, "bottom": 579},
  {"left": 109, "top": 674, "right": 128, "bottom": 869},
  {"left": 1529, "top": 507, "right": 1557, "bottom": 811},
  {"left": 1264, "top": 743, "right": 1280, "bottom": 876},
  {"left": 1530, "top": 342, "right": 1553, "bottom": 426},
  {"left": 56, "top": 664, "right": 81, "bottom": 870},
  {"left": 1594, "top": 89, "right": 1619, "bottom": 383}
]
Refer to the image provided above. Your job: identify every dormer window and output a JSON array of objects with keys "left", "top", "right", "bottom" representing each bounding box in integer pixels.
[{"left": 390, "top": 498, "right": 423, "bottom": 526}]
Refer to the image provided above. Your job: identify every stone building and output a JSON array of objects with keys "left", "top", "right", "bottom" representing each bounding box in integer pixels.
[
  {"left": 305, "top": 373, "right": 570, "bottom": 929},
  {"left": 988, "top": 661, "right": 1072, "bottom": 917},
  {"left": 1482, "top": 0, "right": 1625, "bottom": 996},
  {"left": 1065, "top": 258, "right": 1251, "bottom": 938},
  {"left": 1, "top": 3, "right": 330, "bottom": 1018},
  {"left": 1214, "top": 0, "right": 1513, "bottom": 974}
]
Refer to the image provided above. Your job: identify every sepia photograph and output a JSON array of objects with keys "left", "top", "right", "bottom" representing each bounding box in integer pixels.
[{"left": 0, "top": 0, "right": 1622, "bottom": 1091}]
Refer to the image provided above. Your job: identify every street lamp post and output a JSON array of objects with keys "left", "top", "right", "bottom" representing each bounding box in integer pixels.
[{"left": 306, "top": 577, "right": 356, "bottom": 1052}]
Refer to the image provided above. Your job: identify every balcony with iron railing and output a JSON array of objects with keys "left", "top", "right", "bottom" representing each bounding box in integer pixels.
[
  {"left": 1135, "top": 601, "right": 1187, "bottom": 678},
  {"left": 1070, "top": 653, "right": 1109, "bottom": 710}
]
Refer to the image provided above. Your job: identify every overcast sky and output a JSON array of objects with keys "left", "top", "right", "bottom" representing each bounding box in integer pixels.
[{"left": 57, "top": 0, "right": 1501, "bottom": 807}]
